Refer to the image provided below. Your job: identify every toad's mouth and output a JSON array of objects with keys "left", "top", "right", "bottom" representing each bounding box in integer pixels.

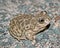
[
  {"left": 35, "top": 23, "right": 50, "bottom": 35},
  {"left": 40, "top": 23, "right": 50, "bottom": 32}
]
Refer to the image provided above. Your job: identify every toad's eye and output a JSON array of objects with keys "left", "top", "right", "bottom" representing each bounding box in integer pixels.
[{"left": 38, "top": 18, "right": 44, "bottom": 24}]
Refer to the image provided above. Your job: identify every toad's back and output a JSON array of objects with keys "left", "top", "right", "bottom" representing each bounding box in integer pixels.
[{"left": 9, "top": 14, "right": 37, "bottom": 40}]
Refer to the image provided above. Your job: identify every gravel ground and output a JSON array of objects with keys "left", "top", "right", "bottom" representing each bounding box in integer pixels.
[{"left": 0, "top": 0, "right": 60, "bottom": 48}]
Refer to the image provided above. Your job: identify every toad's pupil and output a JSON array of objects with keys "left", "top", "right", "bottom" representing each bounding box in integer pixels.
[
  {"left": 39, "top": 19, "right": 44, "bottom": 23},
  {"left": 41, "top": 19, "right": 44, "bottom": 22}
]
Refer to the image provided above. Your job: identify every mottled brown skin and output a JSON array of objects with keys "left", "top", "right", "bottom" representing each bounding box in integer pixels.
[{"left": 9, "top": 11, "right": 51, "bottom": 41}]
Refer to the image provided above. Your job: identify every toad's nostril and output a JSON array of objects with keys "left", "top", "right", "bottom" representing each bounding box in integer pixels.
[{"left": 45, "top": 19, "right": 50, "bottom": 24}]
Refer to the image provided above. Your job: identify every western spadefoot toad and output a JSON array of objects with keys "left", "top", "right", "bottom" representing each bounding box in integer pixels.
[{"left": 9, "top": 11, "right": 51, "bottom": 42}]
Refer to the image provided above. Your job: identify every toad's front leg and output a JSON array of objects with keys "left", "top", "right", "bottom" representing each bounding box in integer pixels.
[{"left": 25, "top": 32, "right": 36, "bottom": 45}]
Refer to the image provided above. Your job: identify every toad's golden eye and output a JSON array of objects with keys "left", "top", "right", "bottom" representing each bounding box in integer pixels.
[{"left": 38, "top": 18, "right": 44, "bottom": 24}]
